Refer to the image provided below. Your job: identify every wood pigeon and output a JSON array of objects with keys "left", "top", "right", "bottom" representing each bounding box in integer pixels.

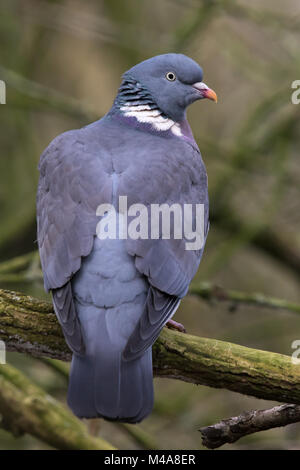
[{"left": 36, "top": 53, "right": 217, "bottom": 423}]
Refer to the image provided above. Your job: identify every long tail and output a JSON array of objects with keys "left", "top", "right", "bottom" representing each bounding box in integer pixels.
[{"left": 67, "top": 306, "right": 154, "bottom": 423}]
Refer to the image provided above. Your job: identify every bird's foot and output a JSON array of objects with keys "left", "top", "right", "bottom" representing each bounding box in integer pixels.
[{"left": 166, "top": 319, "right": 186, "bottom": 333}]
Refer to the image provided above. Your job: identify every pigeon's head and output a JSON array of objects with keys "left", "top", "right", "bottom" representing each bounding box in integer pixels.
[{"left": 122, "top": 53, "right": 217, "bottom": 122}]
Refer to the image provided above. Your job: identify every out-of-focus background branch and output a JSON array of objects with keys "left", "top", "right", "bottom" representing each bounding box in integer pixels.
[{"left": 0, "top": 0, "right": 299, "bottom": 450}]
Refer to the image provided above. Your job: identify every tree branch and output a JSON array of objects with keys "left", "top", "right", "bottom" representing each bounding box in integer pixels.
[
  {"left": 190, "top": 282, "right": 300, "bottom": 314},
  {"left": 199, "top": 404, "right": 300, "bottom": 449},
  {"left": 0, "top": 65, "right": 98, "bottom": 121},
  {"left": 1, "top": 288, "right": 300, "bottom": 406},
  {"left": 0, "top": 251, "right": 42, "bottom": 284},
  {"left": 0, "top": 361, "right": 115, "bottom": 450},
  {"left": 0, "top": 251, "right": 37, "bottom": 274}
]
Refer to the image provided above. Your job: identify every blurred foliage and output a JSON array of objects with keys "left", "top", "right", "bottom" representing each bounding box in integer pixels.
[{"left": 0, "top": 0, "right": 299, "bottom": 450}]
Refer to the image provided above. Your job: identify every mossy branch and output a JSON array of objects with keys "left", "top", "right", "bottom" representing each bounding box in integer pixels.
[
  {"left": 1, "top": 288, "right": 300, "bottom": 406},
  {"left": 0, "top": 362, "right": 115, "bottom": 450}
]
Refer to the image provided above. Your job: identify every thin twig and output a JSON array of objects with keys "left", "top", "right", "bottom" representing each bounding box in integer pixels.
[
  {"left": 0, "top": 66, "right": 98, "bottom": 121},
  {"left": 190, "top": 282, "right": 300, "bottom": 314},
  {"left": 1, "top": 252, "right": 300, "bottom": 315}
]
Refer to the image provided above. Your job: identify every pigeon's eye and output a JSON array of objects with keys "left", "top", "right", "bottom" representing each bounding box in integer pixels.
[{"left": 165, "top": 72, "right": 176, "bottom": 82}]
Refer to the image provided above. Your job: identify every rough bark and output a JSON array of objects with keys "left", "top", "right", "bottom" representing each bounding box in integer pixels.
[
  {"left": 1, "top": 288, "right": 300, "bottom": 406},
  {"left": 199, "top": 404, "right": 300, "bottom": 449}
]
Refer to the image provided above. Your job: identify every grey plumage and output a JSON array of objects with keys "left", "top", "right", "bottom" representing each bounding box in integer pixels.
[
  {"left": 37, "top": 53, "right": 214, "bottom": 422},
  {"left": 69, "top": 236, "right": 153, "bottom": 421}
]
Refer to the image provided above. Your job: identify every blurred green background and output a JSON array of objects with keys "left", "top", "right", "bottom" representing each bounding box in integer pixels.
[{"left": 0, "top": 0, "right": 299, "bottom": 450}]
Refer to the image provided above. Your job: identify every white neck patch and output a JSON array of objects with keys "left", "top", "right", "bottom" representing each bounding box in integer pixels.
[{"left": 120, "top": 103, "right": 182, "bottom": 136}]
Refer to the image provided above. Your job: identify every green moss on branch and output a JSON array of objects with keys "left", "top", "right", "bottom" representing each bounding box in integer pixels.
[
  {"left": 0, "top": 362, "right": 115, "bottom": 450},
  {"left": 1, "top": 288, "right": 300, "bottom": 405}
]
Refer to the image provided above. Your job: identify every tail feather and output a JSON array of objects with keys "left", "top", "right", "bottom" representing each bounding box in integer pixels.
[
  {"left": 67, "top": 235, "right": 153, "bottom": 422},
  {"left": 67, "top": 305, "right": 153, "bottom": 423},
  {"left": 68, "top": 346, "right": 153, "bottom": 423}
]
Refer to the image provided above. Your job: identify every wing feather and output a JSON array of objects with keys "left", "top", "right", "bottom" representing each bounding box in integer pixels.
[{"left": 37, "top": 127, "right": 112, "bottom": 352}]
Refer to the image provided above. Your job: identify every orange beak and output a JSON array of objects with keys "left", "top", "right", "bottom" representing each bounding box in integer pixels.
[
  {"left": 203, "top": 87, "right": 218, "bottom": 103},
  {"left": 192, "top": 82, "right": 218, "bottom": 103}
]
